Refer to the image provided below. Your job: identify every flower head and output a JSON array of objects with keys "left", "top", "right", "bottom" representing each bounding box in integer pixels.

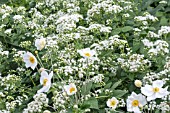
[
  {"left": 23, "top": 52, "right": 37, "bottom": 70},
  {"left": 64, "top": 83, "right": 77, "bottom": 95},
  {"left": 134, "top": 80, "right": 142, "bottom": 88},
  {"left": 35, "top": 38, "right": 46, "bottom": 50},
  {"left": 37, "top": 71, "right": 53, "bottom": 93},
  {"left": 141, "top": 80, "right": 169, "bottom": 101},
  {"left": 107, "top": 97, "right": 119, "bottom": 109},
  {"left": 77, "top": 48, "right": 96, "bottom": 58},
  {"left": 126, "top": 92, "right": 147, "bottom": 113}
]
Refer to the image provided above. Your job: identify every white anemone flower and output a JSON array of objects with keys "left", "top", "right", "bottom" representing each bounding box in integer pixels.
[
  {"left": 35, "top": 38, "right": 46, "bottom": 50},
  {"left": 77, "top": 48, "right": 96, "bottom": 59},
  {"left": 23, "top": 52, "right": 37, "bottom": 70},
  {"left": 64, "top": 83, "right": 77, "bottom": 95},
  {"left": 106, "top": 97, "right": 119, "bottom": 109},
  {"left": 37, "top": 71, "right": 53, "bottom": 93},
  {"left": 141, "top": 80, "right": 169, "bottom": 101},
  {"left": 126, "top": 92, "right": 147, "bottom": 113}
]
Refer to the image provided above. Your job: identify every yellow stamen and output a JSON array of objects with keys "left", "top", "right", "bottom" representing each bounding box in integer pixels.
[
  {"left": 29, "top": 56, "right": 35, "bottom": 63},
  {"left": 153, "top": 87, "right": 159, "bottom": 93},
  {"left": 69, "top": 87, "right": 75, "bottom": 93},
  {"left": 43, "top": 79, "right": 48, "bottom": 86},
  {"left": 84, "top": 52, "right": 91, "bottom": 57},
  {"left": 110, "top": 100, "right": 116, "bottom": 107},
  {"left": 132, "top": 100, "right": 139, "bottom": 107}
]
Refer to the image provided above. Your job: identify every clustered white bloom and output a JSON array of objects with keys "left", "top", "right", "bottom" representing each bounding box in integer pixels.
[
  {"left": 134, "top": 13, "right": 158, "bottom": 22},
  {"left": 142, "top": 39, "right": 169, "bottom": 56},
  {"left": 118, "top": 54, "right": 151, "bottom": 72},
  {"left": 23, "top": 93, "right": 48, "bottom": 113},
  {"left": 158, "top": 26, "right": 170, "bottom": 36}
]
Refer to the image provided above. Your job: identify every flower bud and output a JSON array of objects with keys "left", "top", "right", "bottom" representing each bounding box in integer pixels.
[
  {"left": 134, "top": 80, "right": 142, "bottom": 87},
  {"left": 43, "top": 110, "right": 51, "bottom": 113}
]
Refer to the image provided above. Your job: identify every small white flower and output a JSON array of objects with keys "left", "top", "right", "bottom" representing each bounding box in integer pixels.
[
  {"left": 106, "top": 97, "right": 119, "bottom": 109},
  {"left": 126, "top": 92, "right": 147, "bottom": 113},
  {"left": 64, "top": 83, "right": 77, "bottom": 95},
  {"left": 141, "top": 80, "right": 169, "bottom": 101},
  {"left": 23, "top": 52, "right": 37, "bottom": 70},
  {"left": 35, "top": 38, "right": 46, "bottom": 50},
  {"left": 77, "top": 48, "right": 96, "bottom": 58},
  {"left": 37, "top": 71, "right": 53, "bottom": 93},
  {"left": 134, "top": 80, "right": 142, "bottom": 88},
  {"left": 43, "top": 110, "right": 51, "bottom": 113}
]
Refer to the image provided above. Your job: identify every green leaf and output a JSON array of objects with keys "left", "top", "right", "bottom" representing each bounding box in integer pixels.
[
  {"left": 160, "top": 17, "right": 168, "bottom": 26},
  {"left": 121, "top": 26, "right": 133, "bottom": 32},
  {"left": 0, "top": 0, "right": 8, "bottom": 4},
  {"left": 104, "top": 82, "right": 112, "bottom": 89},
  {"left": 81, "top": 81, "right": 93, "bottom": 95},
  {"left": 112, "top": 90, "right": 128, "bottom": 98},
  {"left": 128, "top": 74, "right": 135, "bottom": 80},
  {"left": 111, "top": 28, "right": 121, "bottom": 35},
  {"left": 110, "top": 80, "right": 122, "bottom": 90},
  {"left": 84, "top": 97, "right": 99, "bottom": 109}
]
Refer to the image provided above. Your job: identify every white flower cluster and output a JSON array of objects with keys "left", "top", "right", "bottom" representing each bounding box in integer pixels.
[
  {"left": 13, "top": 15, "right": 23, "bottom": 23},
  {"left": 164, "top": 57, "right": 170, "bottom": 71},
  {"left": 55, "top": 14, "right": 83, "bottom": 33},
  {"left": 89, "top": 24, "right": 112, "bottom": 33},
  {"left": 134, "top": 13, "right": 158, "bottom": 22},
  {"left": 0, "top": 74, "right": 21, "bottom": 90},
  {"left": 142, "top": 39, "right": 169, "bottom": 56},
  {"left": 147, "top": 31, "right": 160, "bottom": 38},
  {"left": 53, "top": 91, "right": 68, "bottom": 110},
  {"left": 0, "top": 4, "right": 13, "bottom": 14},
  {"left": 0, "top": 51, "right": 9, "bottom": 56},
  {"left": 157, "top": 101, "right": 170, "bottom": 112},
  {"left": 23, "top": 93, "right": 49, "bottom": 113},
  {"left": 91, "top": 35, "right": 127, "bottom": 50},
  {"left": 87, "top": 1, "right": 123, "bottom": 18},
  {"left": 143, "top": 70, "right": 169, "bottom": 85},
  {"left": 91, "top": 74, "right": 104, "bottom": 83},
  {"left": 158, "top": 26, "right": 170, "bottom": 36},
  {"left": 118, "top": 54, "right": 151, "bottom": 72},
  {"left": 0, "top": 110, "right": 10, "bottom": 113}
]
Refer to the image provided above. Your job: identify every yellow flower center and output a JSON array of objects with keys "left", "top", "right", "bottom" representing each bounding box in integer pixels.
[
  {"left": 153, "top": 87, "right": 159, "bottom": 93},
  {"left": 110, "top": 100, "right": 116, "bottom": 107},
  {"left": 69, "top": 87, "right": 75, "bottom": 93},
  {"left": 132, "top": 100, "right": 139, "bottom": 107},
  {"left": 84, "top": 52, "right": 91, "bottom": 57},
  {"left": 29, "top": 56, "right": 35, "bottom": 63},
  {"left": 43, "top": 78, "right": 48, "bottom": 86}
]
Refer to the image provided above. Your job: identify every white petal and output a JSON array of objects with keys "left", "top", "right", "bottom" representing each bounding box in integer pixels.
[
  {"left": 41, "top": 71, "right": 49, "bottom": 77},
  {"left": 138, "top": 94, "right": 147, "bottom": 106},
  {"left": 37, "top": 85, "right": 51, "bottom": 93},
  {"left": 147, "top": 94, "right": 156, "bottom": 101},
  {"left": 31, "top": 63, "right": 37, "bottom": 70},
  {"left": 141, "top": 85, "right": 154, "bottom": 96},
  {"left": 156, "top": 87, "right": 169, "bottom": 98},
  {"left": 49, "top": 71, "right": 53, "bottom": 78},
  {"left": 126, "top": 97, "right": 133, "bottom": 112},
  {"left": 153, "top": 80, "right": 164, "bottom": 88},
  {"left": 133, "top": 107, "right": 141, "bottom": 113}
]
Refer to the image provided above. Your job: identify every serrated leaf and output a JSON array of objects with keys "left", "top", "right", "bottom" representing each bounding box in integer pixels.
[
  {"left": 121, "top": 26, "right": 133, "bottom": 32},
  {"left": 160, "top": 17, "right": 168, "bottom": 26},
  {"left": 111, "top": 28, "right": 121, "bottom": 35},
  {"left": 104, "top": 82, "right": 112, "bottom": 89},
  {"left": 84, "top": 97, "right": 99, "bottom": 109},
  {"left": 112, "top": 90, "right": 128, "bottom": 98},
  {"left": 81, "top": 81, "right": 93, "bottom": 95},
  {"left": 110, "top": 80, "right": 122, "bottom": 90}
]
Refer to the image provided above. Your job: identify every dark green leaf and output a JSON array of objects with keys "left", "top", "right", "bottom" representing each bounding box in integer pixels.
[{"left": 84, "top": 97, "right": 99, "bottom": 109}]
